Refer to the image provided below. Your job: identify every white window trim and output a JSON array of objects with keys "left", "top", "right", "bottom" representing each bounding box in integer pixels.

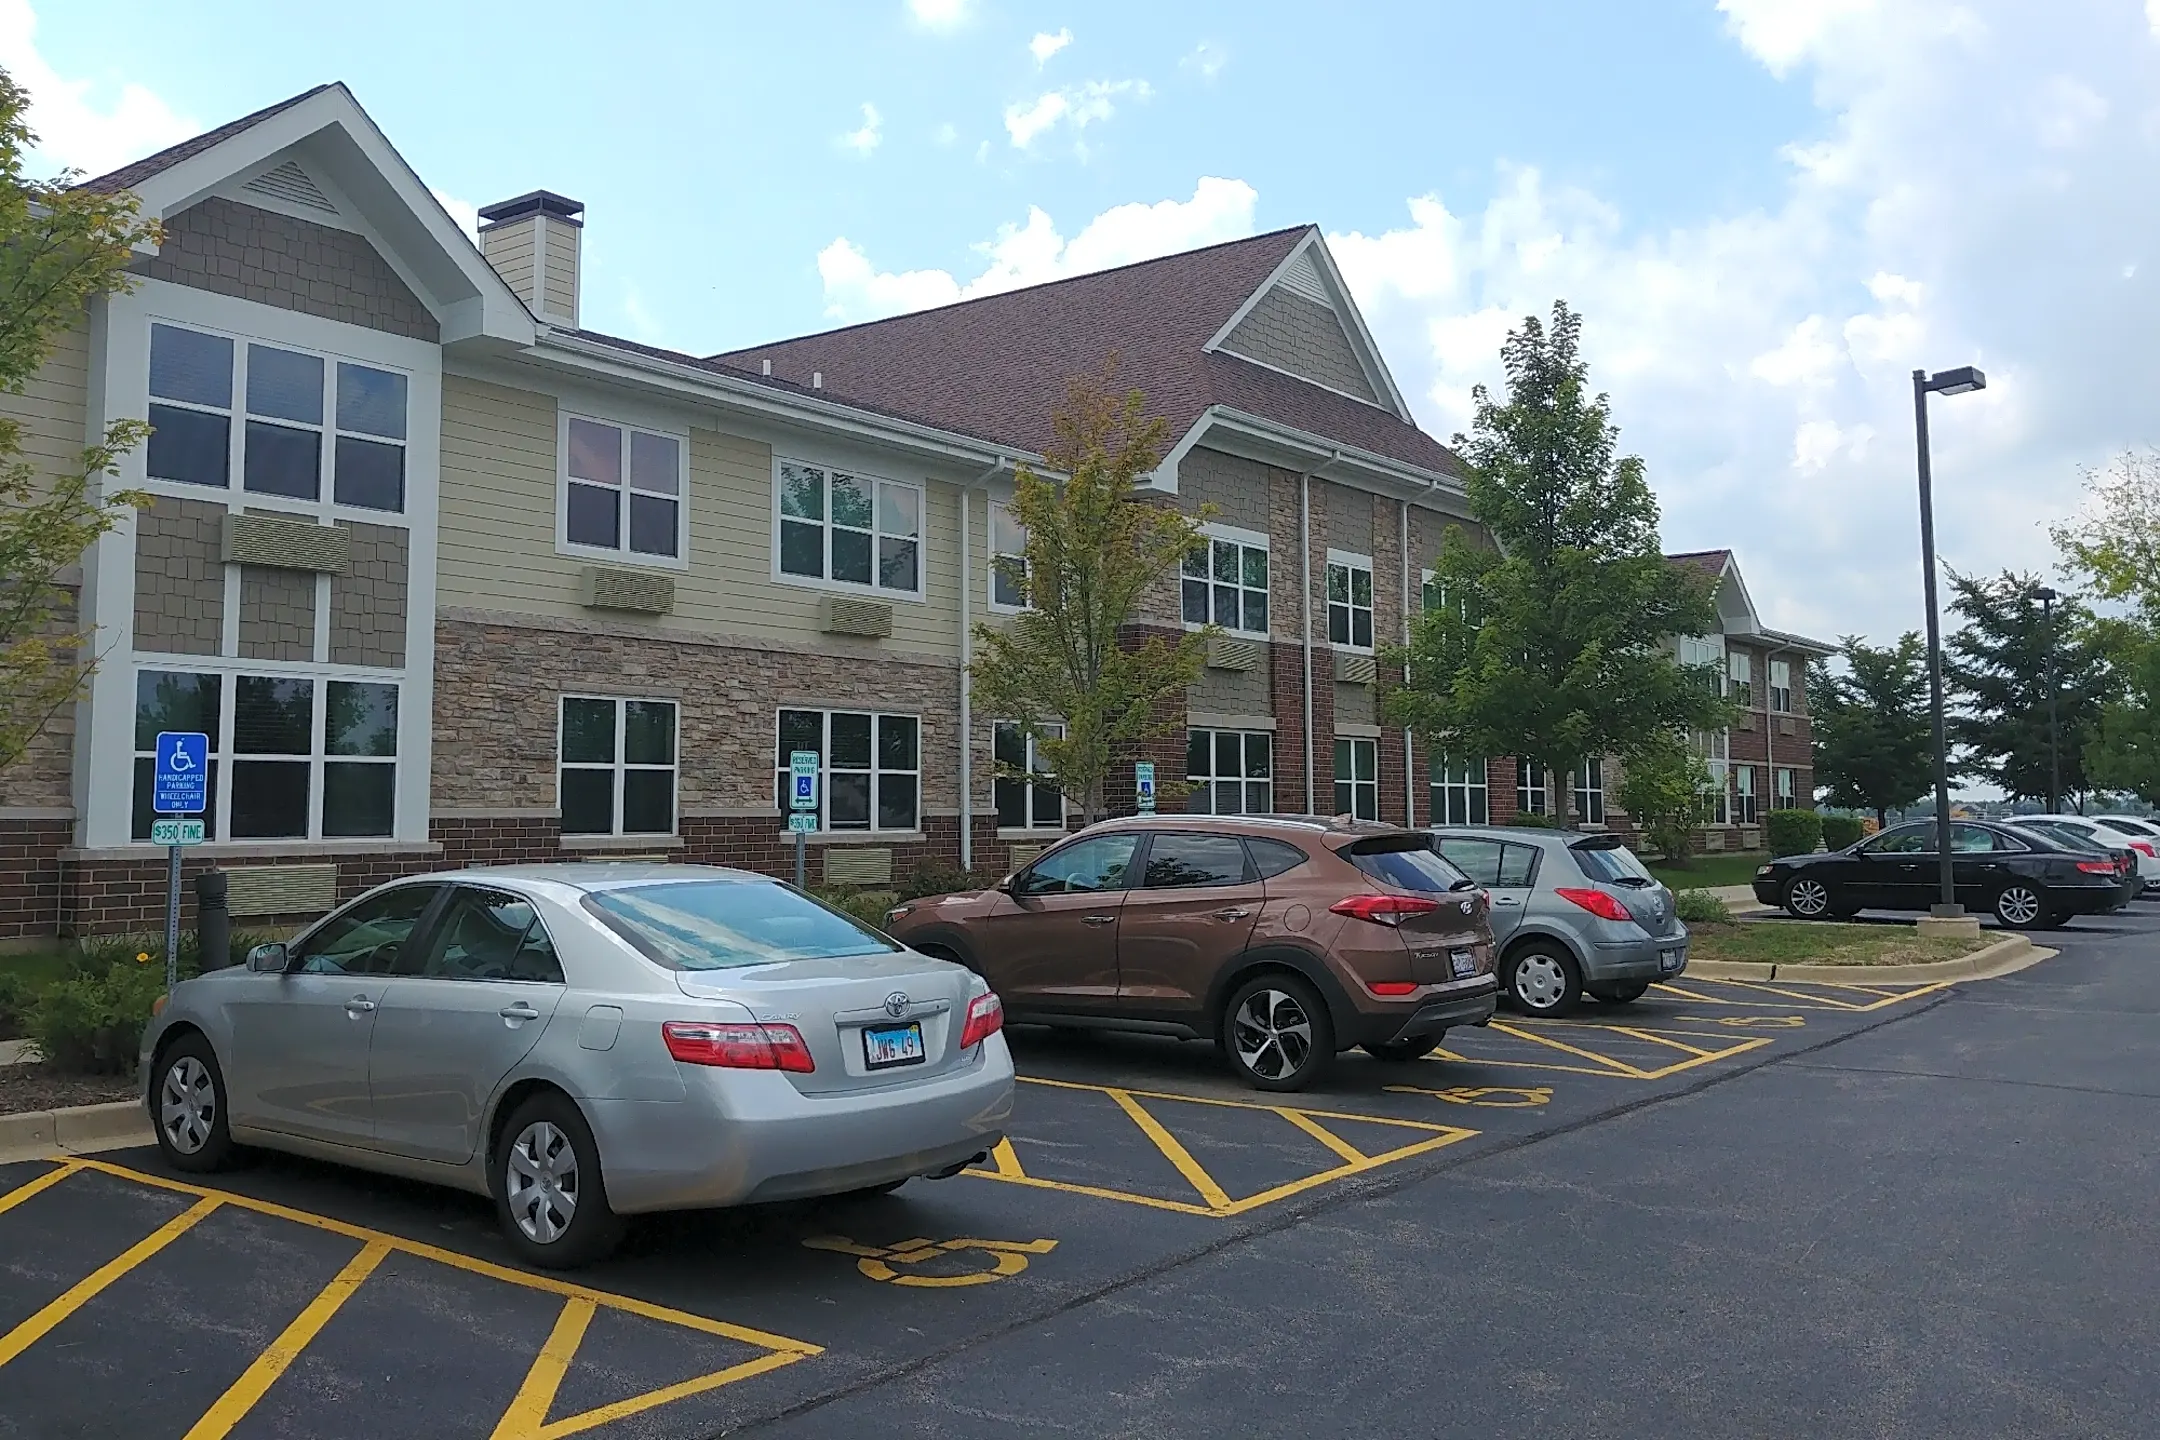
[
  {"left": 992, "top": 720, "right": 1065, "bottom": 832},
  {"left": 1516, "top": 757, "right": 1550, "bottom": 817},
  {"left": 558, "top": 695, "right": 680, "bottom": 838},
  {"left": 1774, "top": 766, "right": 1797, "bottom": 806},
  {"left": 1189, "top": 726, "right": 1275, "bottom": 815},
  {"left": 1181, "top": 522, "right": 1272, "bottom": 639},
  {"left": 1335, "top": 736, "right": 1379, "bottom": 820},
  {"left": 1325, "top": 548, "right": 1376, "bottom": 654},
  {"left": 987, "top": 500, "right": 1030, "bottom": 614},
  {"left": 1430, "top": 752, "right": 1489, "bottom": 826},
  {"left": 1769, "top": 658, "right": 1794, "bottom": 714},
  {"left": 770, "top": 455, "right": 928, "bottom": 602},
  {"left": 775, "top": 707, "right": 925, "bottom": 834},
  {"left": 555, "top": 411, "right": 690, "bottom": 572},
  {"left": 1576, "top": 758, "right": 1606, "bottom": 825},
  {"left": 1734, "top": 764, "right": 1759, "bottom": 825}
]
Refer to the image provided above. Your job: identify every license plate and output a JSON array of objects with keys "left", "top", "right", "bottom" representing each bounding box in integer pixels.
[
  {"left": 862, "top": 1021, "right": 926, "bottom": 1070},
  {"left": 1450, "top": 948, "right": 1478, "bottom": 979},
  {"left": 1660, "top": 949, "right": 1683, "bottom": 975}
]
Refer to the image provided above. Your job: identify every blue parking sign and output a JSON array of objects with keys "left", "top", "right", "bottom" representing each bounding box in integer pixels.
[{"left": 154, "top": 731, "right": 209, "bottom": 815}]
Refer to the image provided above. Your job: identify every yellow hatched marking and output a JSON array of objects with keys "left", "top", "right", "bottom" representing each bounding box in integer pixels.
[
  {"left": 183, "top": 1241, "right": 393, "bottom": 1440},
  {"left": 0, "top": 1161, "right": 81, "bottom": 1219},
  {"left": 1439, "top": 1024, "right": 1772, "bottom": 1081},
  {"left": 1651, "top": 978, "right": 1950, "bottom": 1012},
  {"left": 489, "top": 1296, "right": 592, "bottom": 1440},
  {"left": 1105, "top": 1087, "right": 1236, "bottom": 1212},
  {"left": 1600, "top": 1026, "right": 1721, "bottom": 1059},
  {"left": 1485, "top": 1022, "right": 1652, "bottom": 1078},
  {"left": 1275, "top": 1108, "right": 1369, "bottom": 1166},
  {"left": 989, "top": 1138, "right": 1027, "bottom": 1179},
  {"left": 0, "top": 1195, "right": 220, "bottom": 1368}
]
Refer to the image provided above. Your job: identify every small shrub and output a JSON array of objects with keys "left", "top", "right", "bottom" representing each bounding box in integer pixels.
[
  {"left": 808, "top": 886, "right": 903, "bottom": 932},
  {"left": 1820, "top": 814, "right": 1865, "bottom": 850},
  {"left": 899, "top": 865, "right": 997, "bottom": 901},
  {"left": 1506, "top": 811, "right": 1555, "bottom": 829},
  {"left": 28, "top": 957, "right": 165, "bottom": 1075},
  {"left": 0, "top": 969, "right": 30, "bottom": 1041},
  {"left": 1672, "top": 888, "right": 1732, "bottom": 925},
  {"left": 1764, "top": 808, "right": 1823, "bottom": 858}
]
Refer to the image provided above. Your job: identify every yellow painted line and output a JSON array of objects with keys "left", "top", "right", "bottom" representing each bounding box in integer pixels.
[
  {"left": 0, "top": 1195, "right": 221, "bottom": 1368},
  {"left": 1652, "top": 978, "right": 1949, "bottom": 1012},
  {"left": 489, "top": 1296, "right": 595, "bottom": 1440},
  {"left": 0, "top": 1160, "right": 82, "bottom": 1219},
  {"left": 1600, "top": 1026, "right": 1721, "bottom": 1059},
  {"left": 1213, "top": 1129, "right": 1475, "bottom": 1216},
  {"left": 961, "top": 1169, "right": 1227, "bottom": 1218},
  {"left": 182, "top": 1240, "right": 393, "bottom": 1440},
  {"left": 989, "top": 1138, "right": 1027, "bottom": 1179},
  {"left": 1274, "top": 1109, "right": 1369, "bottom": 1166},
  {"left": 1649, "top": 982, "right": 1731, "bottom": 1003},
  {"left": 1016, "top": 1075, "right": 1467, "bottom": 1133},
  {"left": 1485, "top": 1022, "right": 1651, "bottom": 1078},
  {"left": 538, "top": 1349, "right": 814, "bottom": 1438},
  {"left": 1105, "top": 1088, "right": 1237, "bottom": 1213}
]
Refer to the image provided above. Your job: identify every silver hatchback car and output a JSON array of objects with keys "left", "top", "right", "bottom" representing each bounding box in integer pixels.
[
  {"left": 140, "top": 864, "right": 1015, "bottom": 1267},
  {"left": 1429, "top": 828, "right": 1690, "bottom": 1017}
]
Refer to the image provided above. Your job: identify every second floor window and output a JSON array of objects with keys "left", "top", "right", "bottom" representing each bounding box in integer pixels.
[
  {"left": 990, "top": 502, "right": 1029, "bottom": 610},
  {"left": 1769, "top": 659, "right": 1793, "bottom": 713},
  {"left": 1729, "top": 652, "right": 1753, "bottom": 707},
  {"left": 1680, "top": 635, "right": 1726, "bottom": 695},
  {"left": 563, "top": 418, "right": 682, "bottom": 561},
  {"left": 1327, "top": 557, "right": 1374, "bottom": 649},
  {"left": 778, "top": 460, "right": 922, "bottom": 595},
  {"left": 1182, "top": 534, "right": 1268, "bottom": 635}
]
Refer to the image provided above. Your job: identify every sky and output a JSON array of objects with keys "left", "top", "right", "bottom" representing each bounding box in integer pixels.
[{"left": 6, "top": 0, "right": 2158, "bottom": 661}]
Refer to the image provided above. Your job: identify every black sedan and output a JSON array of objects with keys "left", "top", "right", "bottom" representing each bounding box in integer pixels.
[{"left": 1751, "top": 819, "right": 2131, "bottom": 929}]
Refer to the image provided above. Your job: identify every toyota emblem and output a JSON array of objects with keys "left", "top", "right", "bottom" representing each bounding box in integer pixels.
[{"left": 883, "top": 991, "right": 910, "bottom": 1018}]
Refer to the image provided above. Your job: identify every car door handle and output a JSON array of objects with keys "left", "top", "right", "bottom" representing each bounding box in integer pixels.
[
  {"left": 1493, "top": 897, "right": 1522, "bottom": 908},
  {"left": 1212, "top": 908, "right": 1251, "bottom": 922},
  {"left": 345, "top": 996, "right": 376, "bottom": 1015},
  {"left": 499, "top": 1002, "right": 540, "bottom": 1021},
  {"left": 1080, "top": 914, "right": 1116, "bottom": 927}
]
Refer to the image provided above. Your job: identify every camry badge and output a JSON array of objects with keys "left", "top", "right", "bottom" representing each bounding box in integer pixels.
[{"left": 883, "top": 991, "right": 910, "bottom": 1018}]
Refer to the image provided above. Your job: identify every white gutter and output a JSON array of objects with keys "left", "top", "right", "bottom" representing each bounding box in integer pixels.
[
  {"left": 1301, "top": 470, "right": 1315, "bottom": 814},
  {"left": 957, "top": 459, "right": 1006, "bottom": 870},
  {"left": 1399, "top": 496, "right": 1414, "bottom": 826}
]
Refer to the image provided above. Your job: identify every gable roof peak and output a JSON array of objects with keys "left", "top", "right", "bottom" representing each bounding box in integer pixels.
[{"left": 76, "top": 83, "right": 343, "bottom": 194}]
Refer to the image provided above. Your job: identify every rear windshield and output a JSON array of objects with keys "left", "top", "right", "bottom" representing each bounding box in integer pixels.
[
  {"left": 585, "top": 881, "right": 900, "bottom": 971},
  {"left": 1345, "top": 836, "right": 1473, "bottom": 894},
  {"left": 2100, "top": 816, "right": 2158, "bottom": 837},
  {"left": 2026, "top": 822, "right": 2108, "bottom": 852},
  {"left": 1569, "top": 841, "right": 1656, "bottom": 887}
]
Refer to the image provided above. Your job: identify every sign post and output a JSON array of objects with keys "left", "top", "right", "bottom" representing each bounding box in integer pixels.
[
  {"left": 1134, "top": 760, "right": 1156, "bottom": 816},
  {"left": 789, "top": 750, "right": 820, "bottom": 888},
  {"left": 153, "top": 732, "right": 210, "bottom": 992}
]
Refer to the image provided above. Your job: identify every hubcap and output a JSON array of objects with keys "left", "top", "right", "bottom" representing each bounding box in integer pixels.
[
  {"left": 1999, "top": 888, "right": 2040, "bottom": 925},
  {"left": 159, "top": 1056, "right": 215, "bottom": 1155},
  {"left": 1513, "top": 954, "right": 1568, "bottom": 1011},
  {"left": 1789, "top": 879, "right": 1829, "bottom": 916},
  {"left": 1232, "top": 989, "right": 1313, "bottom": 1081},
  {"left": 505, "top": 1121, "right": 580, "bottom": 1245}
]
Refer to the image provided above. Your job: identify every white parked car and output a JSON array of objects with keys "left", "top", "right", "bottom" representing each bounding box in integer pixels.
[{"left": 2003, "top": 816, "right": 2159, "bottom": 884}]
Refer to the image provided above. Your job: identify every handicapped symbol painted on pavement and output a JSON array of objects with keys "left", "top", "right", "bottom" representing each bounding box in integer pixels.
[
  {"left": 801, "top": 1233, "right": 1059, "bottom": 1287},
  {"left": 1384, "top": 1083, "right": 1555, "bottom": 1108},
  {"left": 1674, "top": 1014, "right": 1807, "bottom": 1029}
]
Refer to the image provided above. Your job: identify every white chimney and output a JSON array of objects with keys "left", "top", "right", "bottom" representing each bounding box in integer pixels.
[{"left": 478, "top": 190, "right": 584, "bottom": 328}]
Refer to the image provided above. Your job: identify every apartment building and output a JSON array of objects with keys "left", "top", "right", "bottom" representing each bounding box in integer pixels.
[{"left": 0, "top": 83, "right": 1824, "bottom": 940}]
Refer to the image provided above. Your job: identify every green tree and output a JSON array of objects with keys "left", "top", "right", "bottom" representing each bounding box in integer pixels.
[
  {"left": 2051, "top": 449, "right": 2160, "bottom": 616},
  {"left": 0, "top": 67, "right": 161, "bottom": 779},
  {"left": 1942, "top": 569, "right": 2112, "bottom": 805},
  {"left": 1613, "top": 728, "right": 1713, "bottom": 864},
  {"left": 970, "top": 373, "right": 1210, "bottom": 824},
  {"left": 1385, "top": 301, "right": 1728, "bottom": 823},
  {"left": 2085, "top": 623, "right": 2160, "bottom": 804},
  {"left": 1809, "top": 635, "right": 1933, "bottom": 827}
]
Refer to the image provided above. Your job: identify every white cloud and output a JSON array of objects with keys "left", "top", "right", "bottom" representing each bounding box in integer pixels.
[
  {"left": 431, "top": 189, "right": 480, "bottom": 240},
  {"left": 906, "top": 0, "right": 969, "bottom": 30},
  {"left": 1030, "top": 28, "right": 1072, "bottom": 66},
  {"left": 0, "top": 0, "right": 197, "bottom": 178},
  {"left": 934, "top": 121, "right": 958, "bottom": 146},
  {"left": 1004, "top": 79, "right": 1149, "bottom": 150},
  {"left": 817, "top": 176, "right": 1257, "bottom": 321},
  {"left": 1181, "top": 40, "right": 1228, "bottom": 80},
  {"left": 837, "top": 102, "right": 882, "bottom": 156}
]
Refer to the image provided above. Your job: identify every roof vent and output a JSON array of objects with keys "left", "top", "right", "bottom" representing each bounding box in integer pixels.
[
  {"left": 812, "top": 371, "right": 823, "bottom": 390},
  {"left": 761, "top": 358, "right": 772, "bottom": 376},
  {"left": 1276, "top": 249, "right": 1329, "bottom": 304},
  {"left": 242, "top": 159, "right": 337, "bottom": 216},
  {"left": 477, "top": 190, "right": 584, "bottom": 327}
]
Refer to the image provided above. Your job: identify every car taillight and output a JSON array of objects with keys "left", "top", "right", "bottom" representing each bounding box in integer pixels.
[
  {"left": 662, "top": 1020, "right": 815, "bottom": 1073},
  {"left": 959, "top": 990, "right": 1004, "bottom": 1050},
  {"left": 2133, "top": 841, "right": 2156, "bottom": 858},
  {"left": 1370, "top": 981, "right": 1419, "bottom": 996},
  {"left": 1329, "top": 893, "right": 1444, "bottom": 926},
  {"left": 2076, "top": 860, "right": 2119, "bottom": 874},
  {"left": 1553, "top": 887, "right": 1636, "bottom": 923}
]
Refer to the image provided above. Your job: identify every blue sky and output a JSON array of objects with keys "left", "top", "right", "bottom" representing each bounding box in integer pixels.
[{"left": 8, "top": 0, "right": 2160, "bottom": 665}]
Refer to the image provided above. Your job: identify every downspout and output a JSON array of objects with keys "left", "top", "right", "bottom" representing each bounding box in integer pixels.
[
  {"left": 958, "top": 458, "right": 1005, "bottom": 872},
  {"left": 1764, "top": 644, "right": 1781, "bottom": 815},
  {"left": 1399, "top": 497, "right": 1413, "bottom": 825},
  {"left": 1300, "top": 471, "right": 1315, "bottom": 814}
]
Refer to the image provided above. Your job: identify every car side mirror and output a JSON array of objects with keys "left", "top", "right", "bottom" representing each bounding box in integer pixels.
[
  {"left": 995, "top": 873, "right": 1017, "bottom": 894},
  {"left": 246, "top": 942, "right": 289, "bottom": 973}
]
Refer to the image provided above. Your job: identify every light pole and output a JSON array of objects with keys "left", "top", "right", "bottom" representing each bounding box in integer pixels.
[
  {"left": 1912, "top": 365, "right": 1986, "bottom": 918},
  {"left": 2035, "top": 585, "right": 2059, "bottom": 814}
]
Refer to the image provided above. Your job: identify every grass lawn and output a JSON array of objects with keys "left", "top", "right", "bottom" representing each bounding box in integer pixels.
[
  {"left": 1687, "top": 919, "right": 1993, "bottom": 967},
  {"left": 1647, "top": 853, "right": 1769, "bottom": 890}
]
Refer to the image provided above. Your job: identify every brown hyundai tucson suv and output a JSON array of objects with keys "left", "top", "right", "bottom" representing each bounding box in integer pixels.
[{"left": 884, "top": 814, "right": 1497, "bottom": 1091}]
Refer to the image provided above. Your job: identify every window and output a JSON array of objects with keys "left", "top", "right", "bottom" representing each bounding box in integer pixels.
[
  {"left": 1140, "top": 833, "right": 1251, "bottom": 889},
  {"left": 1775, "top": 767, "right": 1796, "bottom": 808},
  {"left": 145, "top": 323, "right": 407, "bottom": 511},
  {"left": 1327, "top": 556, "right": 1374, "bottom": 649},
  {"left": 1577, "top": 758, "right": 1605, "bottom": 825},
  {"left": 776, "top": 709, "right": 920, "bottom": 832},
  {"left": 1680, "top": 634, "right": 1726, "bottom": 695},
  {"left": 1728, "top": 652, "right": 1753, "bottom": 707},
  {"left": 993, "top": 721, "right": 1064, "bottom": 830},
  {"left": 1245, "top": 837, "right": 1308, "bottom": 879},
  {"left": 563, "top": 417, "right": 682, "bottom": 561},
  {"left": 990, "top": 502, "right": 1029, "bottom": 610},
  {"left": 129, "top": 668, "right": 398, "bottom": 841},
  {"left": 777, "top": 459, "right": 921, "bottom": 594},
  {"left": 1865, "top": 825, "right": 1930, "bottom": 854},
  {"left": 291, "top": 885, "right": 439, "bottom": 976},
  {"left": 1436, "top": 836, "right": 1540, "bottom": 889},
  {"left": 1431, "top": 754, "right": 1488, "bottom": 825},
  {"left": 1421, "top": 571, "right": 1479, "bottom": 624},
  {"left": 1019, "top": 833, "right": 1139, "bottom": 895},
  {"left": 422, "top": 889, "right": 564, "bottom": 984},
  {"left": 1335, "top": 737, "right": 1378, "bottom": 820},
  {"left": 1734, "top": 765, "right": 1758, "bottom": 824},
  {"left": 1516, "top": 758, "right": 1549, "bottom": 817},
  {"left": 1769, "top": 659, "right": 1793, "bottom": 713},
  {"left": 1348, "top": 836, "right": 1472, "bottom": 893},
  {"left": 1182, "top": 533, "right": 1269, "bottom": 635},
  {"left": 560, "top": 697, "right": 677, "bottom": 836},
  {"left": 1951, "top": 823, "right": 2001, "bottom": 853},
  {"left": 1187, "top": 729, "right": 1272, "bottom": 815},
  {"left": 1691, "top": 730, "right": 1729, "bottom": 825}
]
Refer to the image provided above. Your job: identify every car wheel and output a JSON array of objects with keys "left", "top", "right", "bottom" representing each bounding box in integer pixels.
[
  {"left": 1783, "top": 876, "right": 1834, "bottom": 920},
  {"left": 152, "top": 1033, "right": 237, "bottom": 1174},
  {"left": 1594, "top": 982, "right": 1651, "bottom": 1005},
  {"left": 1504, "top": 943, "right": 1583, "bottom": 1018},
  {"left": 1992, "top": 884, "right": 2053, "bottom": 930},
  {"left": 495, "top": 1092, "right": 621, "bottom": 1270},
  {"left": 1362, "top": 1036, "right": 1441, "bottom": 1063},
  {"left": 1221, "top": 973, "right": 1335, "bottom": 1092}
]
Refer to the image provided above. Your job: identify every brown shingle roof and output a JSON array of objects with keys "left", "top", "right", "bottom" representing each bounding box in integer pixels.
[
  {"left": 1666, "top": 549, "right": 1733, "bottom": 580},
  {"left": 76, "top": 84, "right": 336, "bottom": 194},
  {"left": 711, "top": 227, "right": 1464, "bottom": 478}
]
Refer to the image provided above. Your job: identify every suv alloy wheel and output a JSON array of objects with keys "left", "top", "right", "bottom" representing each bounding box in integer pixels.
[{"left": 1221, "top": 973, "right": 1335, "bottom": 1092}]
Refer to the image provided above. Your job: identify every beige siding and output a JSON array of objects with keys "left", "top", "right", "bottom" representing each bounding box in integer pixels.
[
  {"left": 0, "top": 317, "right": 91, "bottom": 496},
  {"left": 541, "top": 222, "right": 578, "bottom": 320},
  {"left": 435, "top": 372, "right": 967, "bottom": 660},
  {"left": 480, "top": 222, "right": 536, "bottom": 305}
]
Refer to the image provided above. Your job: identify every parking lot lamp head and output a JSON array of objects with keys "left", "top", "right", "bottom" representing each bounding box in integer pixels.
[{"left": 1911, "top": 364, "right": 1987, "bottom": 916}]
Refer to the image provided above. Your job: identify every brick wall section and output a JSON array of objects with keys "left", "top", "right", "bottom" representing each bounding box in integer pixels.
[
  {"left": 134, "top": 197, "right": 440, "bottom": 342},
  {"left": 0, "top": 819, "right": 68, "bottom": 941},
  {"left": 237, "top": 565, "right": 315, "bottom": 660},
  {"left": 1101, "top": 624, "right": 1194, "bottom": 818},
  {"left": 1486, "top": 757, "right": 1520, "bottom": 826},
  {"left": 133, "top": 495, "right": 225, "bottom": 654},
  {"left": 330, "top": 522, "right": 409, "bottom": 666},
  {"left": 1218, "top": 287, "right": 1379, "bottom": 403}
]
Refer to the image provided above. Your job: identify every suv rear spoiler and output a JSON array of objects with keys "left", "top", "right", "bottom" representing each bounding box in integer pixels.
[{"left": 1566, "top": 833, "right": 1628, "bottom": 852}]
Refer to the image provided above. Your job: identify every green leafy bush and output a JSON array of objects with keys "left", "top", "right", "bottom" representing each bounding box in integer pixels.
[
  {"left": 1820, "top": 814, "right": 1865, "bottom": 849},
  {"left": 0, "top": 969, "right": 31, "bottom": 1041},
  {"left": 1505, "top": 811, "right": 1556, "bottom": 829},
  {"left": 900, "top": 865, "right": 997, "bottom": 901},
  {"left": 1764, "top": 808, "right": 1823, "bottom": 858},
  {"left": 28, "top": 957, "right": 165, "bottom": 1074},
  {"left": 808, "top": 887, "right": 903, "bottom": 932},
  {"left": 1672, "top": 888, "right": 1732, "bottom": 925}
]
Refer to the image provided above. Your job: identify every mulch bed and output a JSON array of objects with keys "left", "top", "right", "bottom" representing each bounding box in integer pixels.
[{"left": 0, "top": 1063, "right": 139, "bottom": 1116}]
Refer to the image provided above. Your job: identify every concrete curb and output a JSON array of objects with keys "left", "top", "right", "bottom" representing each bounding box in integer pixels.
[
  {"left": 0, "top": 1100, "right": 150, "bottom": 1164},
  {"left": 1686, "top": 933, "right": 2052, "bottom": 984}
]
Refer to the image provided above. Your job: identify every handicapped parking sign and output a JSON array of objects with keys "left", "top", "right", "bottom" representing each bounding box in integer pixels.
[
  {"left": 154, "top": 731, "right": 209, "bottom": 815},
  {"left": 1134, "top": 760, "right": 1156, "bottom": 814},
  {"left": 789, "top": 750, "right": 819, "bottom": 811}
]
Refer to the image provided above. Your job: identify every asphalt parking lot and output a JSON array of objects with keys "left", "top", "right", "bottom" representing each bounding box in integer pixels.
[{"left": 2, "top": 921, "right": 2149, "bottom": 1439}]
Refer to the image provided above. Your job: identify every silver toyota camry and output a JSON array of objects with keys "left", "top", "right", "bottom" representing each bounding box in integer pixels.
[{"left": 139, "top": 864, "right": 1015, "bottom": 1268}]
